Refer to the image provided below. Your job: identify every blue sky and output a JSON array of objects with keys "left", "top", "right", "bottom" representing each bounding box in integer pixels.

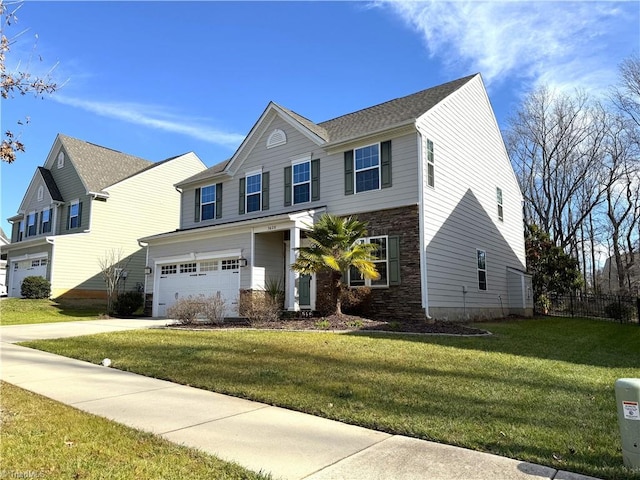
[{"left": 1, "top": 1, "right": 639, "bottom": 235}]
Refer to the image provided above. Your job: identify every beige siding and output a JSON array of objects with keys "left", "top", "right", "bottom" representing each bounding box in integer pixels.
[
  {"left": 417, "top": 75, "right": 526, "bottom": 316},
  {"left": 49, "top": 154, "right": 205, "bottom": 297}
]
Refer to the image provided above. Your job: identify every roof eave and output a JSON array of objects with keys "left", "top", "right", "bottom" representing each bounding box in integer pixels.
[{"left": 323, "top": 120, "right": 417, "bottom": 155}]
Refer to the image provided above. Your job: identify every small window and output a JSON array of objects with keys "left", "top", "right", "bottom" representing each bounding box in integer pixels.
[
  {"left": 180, "top": 262, "right": 197, "bottom": 273},
  {"left": 41, "top": 208, "right": 51, "bottom": 234},
  {"left": 69, "top": 201, "right": 80, "bottom": 229},
  {"left": 31, "top": 260, "right": 41, "bottom": 267},
  {"left": 349, "top": 236, "right": 388, "bottom": 288},
  {"left": 426, "top": 139, "right": 435, "bottom": 188},
  {"left": 201, "top": 185, "right": 216, "bottom": 221},
  {"left": 161, "top": 265, "right": 177, "bottom": 275},
  {"left": 37, "top": 185, "right": 44, "bottom": 201},
  {"left": 14, "top": 263, "right": 19, "bottom": 270},
  {"left": 57, "top": 151, "right": 65, "bottom": 168},
  {"left": 496, "top": 187, "right": 504, "bottom": 221},
  {"left": 221, "top": 259, "right": 240, "bottom": 270},
  {"left": 27, "top": 212, "right": 36, "bottom": 236},
  {"left": 477, "top": 250, "right": 487, "bottom": 291},
  {"left": 266, "top": 129, "right": 287, "bottom": 148},
  {"left": 246, "top": 173, "right": 262, "bottom": 213},
  {"left": 293, "top": 161, "right": 310, "bottom": 204},
  {"left": 354, "top": 144, "right": 380, "bottom": 193},
  {"left": 199, "top": 260, "right": 217, "bottom": 272},
  {"left": 40, "top": 259, "right": 48, "bottom": 266}
]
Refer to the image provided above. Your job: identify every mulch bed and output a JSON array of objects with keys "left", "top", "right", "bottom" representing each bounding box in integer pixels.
[{"left": 166, "top": 314, "right": 490, "bottom": 336}]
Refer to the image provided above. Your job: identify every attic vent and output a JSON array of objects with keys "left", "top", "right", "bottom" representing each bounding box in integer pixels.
[
  {"left": 57, "top": 151, "right": 65, "bottom": 168},
  {"left": 37, "top": 185, "right": 44, "bottom": 201},
  {"left": 266, "top": 129, "right": 286, "bottom": 149}
]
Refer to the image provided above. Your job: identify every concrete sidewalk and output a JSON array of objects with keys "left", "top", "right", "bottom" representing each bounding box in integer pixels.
[{"left": 1, "top": 320, "right": 601, "bottom": 480}]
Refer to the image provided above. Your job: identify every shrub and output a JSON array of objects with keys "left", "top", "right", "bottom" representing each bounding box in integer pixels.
[
  {"left": 200, "top": 293, "right": 227, "bottom": 324},
  {"left": 20, "top": 276, "right": 51, "bottom": 299},
  {"left": 112, "top": 291, "right": 144, "bottom": 316},
  {"left": 165, "top": 294, "right": 228, "bottom": 325},
  {"left": 341, "top": 286, "right": 372, "bottom": 316},
  {"left": 166, "top": 296, "right": 204, "bottom": 325},
  {"left": 239, "top": 290, "right": 280, "bottom": 323},
  {"left": 604, "top": 301, "right": 634, "bottom": 322}
]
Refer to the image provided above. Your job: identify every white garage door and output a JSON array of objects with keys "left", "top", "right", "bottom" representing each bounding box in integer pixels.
[
  {"left": 10, "top": 258, "right": 48, "bottom": 297},
  {"left": 156, "top": 258, "right": 241, "bottom": 317}
]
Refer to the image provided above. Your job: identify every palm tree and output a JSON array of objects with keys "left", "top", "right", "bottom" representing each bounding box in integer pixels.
[{"left": 291, "top": 213, "right": 379, "bottom": 315}]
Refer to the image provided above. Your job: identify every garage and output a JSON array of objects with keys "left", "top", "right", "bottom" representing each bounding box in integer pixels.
[
  {"left": 156, "top": 258, "right": 241, "bottom": 317},
  {"left": 10, "top": 257, "right": 48, "bottom": 297}
]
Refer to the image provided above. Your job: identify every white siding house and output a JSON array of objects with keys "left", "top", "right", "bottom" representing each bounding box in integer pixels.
[{"left": 142, "top": 74, "right": 533, "bottom": 321}]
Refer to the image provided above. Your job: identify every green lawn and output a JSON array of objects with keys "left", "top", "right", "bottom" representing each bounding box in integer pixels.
[
  {"left": 0, "top": 382, "right": 269, "bottom": 480},
  {"left": 21, "top": 318, "right": 640, "bottom": 480},
  {"left": 0, "top": 298, "right": 106, "bottom": 326}
]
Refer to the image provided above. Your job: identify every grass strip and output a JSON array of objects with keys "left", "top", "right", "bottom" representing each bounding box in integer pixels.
[{"left": 0, "top": 382, "right": 270, "bottom": 480}]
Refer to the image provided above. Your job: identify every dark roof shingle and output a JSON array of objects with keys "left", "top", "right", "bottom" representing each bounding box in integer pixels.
[{"left": 37, "top": 166, "right": 63, "bottom": 202}]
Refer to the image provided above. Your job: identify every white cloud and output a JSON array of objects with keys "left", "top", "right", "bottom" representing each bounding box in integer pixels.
[
  {"left": 379, "top": 0, "right": 633, "bottom": 94},
  {"left": 51, "top": 95, "right": 245, "bottom": 147}
]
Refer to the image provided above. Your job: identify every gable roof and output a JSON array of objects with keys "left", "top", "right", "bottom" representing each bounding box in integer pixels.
[
  {"left": 317, "top": 74, "right": 477, "bottom": 144},
  {"left": 37, "top": 167, "right": 64, "bottom": 202},
  {"left": 57, "top": 134, "right": 153, "bottom": 193},
  {"left": 180, "top": 74, "right": 477, "bottom": 184}
]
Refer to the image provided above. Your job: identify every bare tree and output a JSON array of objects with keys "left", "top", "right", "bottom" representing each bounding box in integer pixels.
[
  {"left": 506, "top": 86, "right": 609, "bottom": 250},
  {"left": 1, "top": 0, "right": 58, "bottom": 163},
  {"left": 98, "top": 249, "right": 130, "bottom": 314}
]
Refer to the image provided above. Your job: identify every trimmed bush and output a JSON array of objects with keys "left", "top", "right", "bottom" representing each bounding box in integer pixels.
[
  {"left": 112, "top": 291, "right": 144, "bottom": 316},
  {"left": 604, "top": 301, "right": 634, "bottom": 322},
  {"left": 239, "top": 290, "right": 280, "bottom": 323},
  {"left": 20, "top": 276, "right": 51, "bottom": 299}
]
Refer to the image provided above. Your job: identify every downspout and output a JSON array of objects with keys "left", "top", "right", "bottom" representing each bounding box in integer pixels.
[
  {"left": 138, "top": 240, "right": 149, "bottom": 299},
  {"left": 417, "top": 130, "right": 432, "bottom": 320},
  {"left": 46, "top": 236, "right": 55, "bottom": 295}
]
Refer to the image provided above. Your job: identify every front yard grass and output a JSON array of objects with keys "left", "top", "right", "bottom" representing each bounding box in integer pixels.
[
  {"left": 0, "top": 298, "right": 106, "bottom": 326},
  {"left": 21, "top": 317, "right": 640, "bottom": 480},
  {"left": 0, "top": 382, "right": 269, "bottom": 479}
]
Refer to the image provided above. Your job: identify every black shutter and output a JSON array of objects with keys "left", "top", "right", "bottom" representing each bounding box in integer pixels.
[
  {"left": 381, "top": 140, "right": 392, "bottom": 189},
  {"left": 77, "top": 202, "right": 83, "bottom": 228},
  {"left": 215, "top": 183, "right": 223, "bottom": 219},
  {"left": 66, "top": 205, "right": 71, "bottom": 230},
  {"left": 194, "top": 188, "right": 201, "bottom": 222},
  {"left": 344, "top": 150, "right": 354, "bottom": 195},
  {"left": 388, "top": 236, "right": 401, "bottom": 286},
  {"left": 239, "top": 178, "right": 245, "bottom": 214},
  {"left": 311, "top": 159, "right": 320, "bottom": 201},
  {"left": 262, "top": 171, "right": 270, "bottom": 210},
  {"left": 38, "top": 211, "right": 43, "bottom": 234},
  {"left": 284, "top": 166, "right": 292, "bottom": 206}
]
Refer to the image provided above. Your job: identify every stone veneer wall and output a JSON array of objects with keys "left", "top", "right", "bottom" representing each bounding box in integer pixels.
[{"left": 316, "top": 205, "right": 426, "bottom": 322}]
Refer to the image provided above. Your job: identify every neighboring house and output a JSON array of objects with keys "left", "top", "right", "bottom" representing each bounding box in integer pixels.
[
  {"left": 141, "top": 74, "right": 533, "bottom": 321},
  {"left": 5, "top": 134, "right": 206, "bottom": 299},
  {"left": 601, "top": 254, "right": 639, "bottom": 295},
  {"left": 0, "top": 227, "right": 9, "bottom": 296}
]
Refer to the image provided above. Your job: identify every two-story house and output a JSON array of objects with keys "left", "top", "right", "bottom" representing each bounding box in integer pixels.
[
  {"left": 140, "top": 74, "right": 534, "bottom": 321},
  {"left": 5, "top": 134, "right": 206, "bottom": 299}
]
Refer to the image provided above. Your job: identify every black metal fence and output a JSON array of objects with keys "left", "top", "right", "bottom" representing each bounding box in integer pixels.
[{"left": 545, "top": 293, "right": 639, "bottom": 323}]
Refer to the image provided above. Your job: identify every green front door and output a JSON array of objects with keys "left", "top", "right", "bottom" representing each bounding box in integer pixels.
[{"left": 299, "top": 274, "right": 311, "bottom": 307}]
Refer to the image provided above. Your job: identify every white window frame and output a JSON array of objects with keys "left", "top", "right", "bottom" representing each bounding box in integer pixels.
[
  {"left": 354, "top": 143, "right": 381, "bottom": 194},
  {"left": 27, "top": 211, "right": 36, "bottom": 237},
  {"left": 180, "top": 262, "right": 197, "bottom": 274},
  {"left": 245, "top": 171, "right": 262, "bottom": 213},
  {"left": 348, "top": 235, "right": 389, "bottom": 288},
  {"left": 41, "top": 208, "right": 51, "bottom": 234},
  {"left": 496, "top": 187, "right": 504, "bottom": 222},
  {"left": 37, "top": 185, "right": 44, "bottom": 201},
  {"left": 292, "top": 159, "right": 311, "bottom": 205},
  {"left": 221, "top": 259, "right": 240, "bottom": 270},
  {"left": 201, "top": 184, "right": 216, "bottom": 221},
  {"left": 160, "top": 264, "right": 177, "bottom": 275},
  {"left": 69, "top": 200, "right": 80, "bottom": 229},
  {"left": 426, "top": 139, "right": 435, "bottom": 188},
  {"left": 57, "top": 151, "right": 65, "bottom": 169},
  {"left": 477, "top": 249, "right": 487, "bottom": 291}
]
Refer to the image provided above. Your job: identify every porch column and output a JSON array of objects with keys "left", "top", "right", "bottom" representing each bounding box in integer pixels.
[{"left": 287, "top": 225, "right": 300, "bottom": 311}]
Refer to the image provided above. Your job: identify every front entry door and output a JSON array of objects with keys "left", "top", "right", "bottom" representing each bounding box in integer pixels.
[{"left": 299, "top": 274, "right": 311, "bottom": 307}]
